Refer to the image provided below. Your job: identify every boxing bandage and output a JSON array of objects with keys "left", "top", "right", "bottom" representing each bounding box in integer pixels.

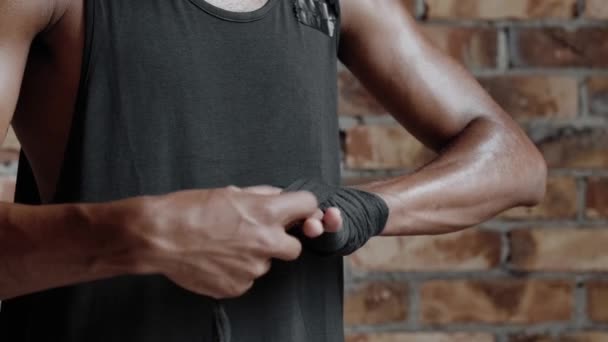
[{"left": 281, "top": 178, "right": 390, "bottom": 256}]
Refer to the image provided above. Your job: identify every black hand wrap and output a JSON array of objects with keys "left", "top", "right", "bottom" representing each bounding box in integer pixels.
[{"left": 281, "top": 178, "right": 390, "bottom": 256}]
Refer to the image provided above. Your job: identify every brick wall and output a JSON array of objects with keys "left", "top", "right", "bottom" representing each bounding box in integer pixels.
[
  {"left": 338, "top": 1, "right": 608, "bottom": 341},
  {"left": 1, "top": 1, "right": 607, "bottom": 341}
]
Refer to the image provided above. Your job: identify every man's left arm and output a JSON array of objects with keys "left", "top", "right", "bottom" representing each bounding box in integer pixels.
[{"left": 336, "top": 0, "right": 547, "bottom": 237}]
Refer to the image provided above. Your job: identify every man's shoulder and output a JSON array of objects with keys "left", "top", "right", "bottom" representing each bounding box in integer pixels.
[
  {"left": 338, "top": 0, "right": 414, "bottom": 38},
  {"left": 0, "top": 0, "right": 72, "bottom": 37}
]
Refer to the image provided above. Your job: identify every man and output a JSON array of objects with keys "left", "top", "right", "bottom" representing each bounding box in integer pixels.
[{"left": 0, "top": 0, "right": 547, "bottom": 341}]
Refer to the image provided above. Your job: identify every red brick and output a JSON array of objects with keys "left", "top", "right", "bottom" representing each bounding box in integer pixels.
[
  {"left": 425, "top": 0, "right": 577, "bottom": 19},
  {"left": 346, "top": 333, "right": 494, "bottom": 342},
  {"left": 421, "top": 26, "right": 498, "bottom": 69},
  {"left": 510, "top": 228, "right": 608, "bottom": 271},
  {"left": 511, "top": 28, "right": 608, "bottom": 68},
  {"left": 563, "top": 333, "right": 608, "bottom": 342},
  {"left": 509, "top": 334, "right": 552, "bottom": 342},
  {"left": 345, "top": 125, "right": 436, "bottom": 170},
  {"left": 536, "top": 128, "right": 608, "bottom": 169},
  {"left": 338, "top": 69, "right": 388, "bottom": 117},
  {"left": 499, "top": 176, "right": 577, "bottom": 220},
  {"left": 420, "top": 279, "right": 573, "bottom": 324},
  {"left": 584, "top": 0, "right": 608, "bottom": 19},
  {"left": 348, "top": 229, "right": 501, "bottom": 272},
  {"left": 478, "top": 76, "right": 578, "bottom": 121},
  {"left": 344, "top": 282, "right": 408, "bottom": 325},
  {"left": 587, "top": 77, "right": 608, "bottom": 116},
  {"left": 586, "top": 177, "right": 608, "bottom": 219},
  {"left": 510, "top": 332, "right": 608, "bottom": 342},
  {"left": 588, "top": 281, "right": 608, "bottom": 322}
]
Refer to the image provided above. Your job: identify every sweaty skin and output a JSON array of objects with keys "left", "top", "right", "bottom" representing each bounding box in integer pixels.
[{"left": 0, "top": 0, "right": 546, "bottom": 300}]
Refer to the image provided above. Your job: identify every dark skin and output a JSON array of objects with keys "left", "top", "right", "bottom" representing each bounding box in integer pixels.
[{"left": 0, "top": 0, "right": 547, "bottom": 300}]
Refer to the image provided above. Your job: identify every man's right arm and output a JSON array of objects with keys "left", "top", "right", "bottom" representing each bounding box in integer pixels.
[
  {"left": 0, "top": 1, "right": 153, "bottom": 297},
  {"left": 0, "top": 0, "right": 132, "bottom": 300},
  {"left": 0, "top": 185, "right": 318, "bottom": 300},
  {"left": 0, "top": 198, "right": 150, "bottom": 299}
]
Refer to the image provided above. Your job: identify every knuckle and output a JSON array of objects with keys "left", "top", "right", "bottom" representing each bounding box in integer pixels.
[
  {"left": 224, "top": 281, "right": 243, "bottom": 298},
  {"left": 300, "top": 191, "right": 318, "bottom": 209},
  {"left": 213, "top": 187, "right": 233, "bottom": 205},
  {"left": 290, "top": 240, "right": 303, "bottom": 260},
  {"left": 216, "top": 276, "right": 241, "bottom": 298},
  {"left": 252, "top": 260, "right": 271, "bottom": 277},
  {"left": 241, "top": 279, "right": 255, "bottom": 294},
  {"left": 208, "top": 292, "right": 219, "bottom": 299},
  {"left": 248, "top": 263, "right": 263, "bottom": 278},
  {"left": 252, "top": 229, "right": 274, "bottom": 251},
  {"left": 226, "top": 185, "right": 240, "bottom": 191},
  {"left": 259, "top": 201, "right": 279, "bottom": 220},
  {"left": 277, "top": 237, "right": 302, "bottom": 261},
  {"left": 231, "top": 280, "right": 253, "bottom": 297},
  {"left": 209, "top": 290, "right": 224, "bottom": 300},
  {"left": 214, "top": 285, "right": 230, "bottom": 299}
]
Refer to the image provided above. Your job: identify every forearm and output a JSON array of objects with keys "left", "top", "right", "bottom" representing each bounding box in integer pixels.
[
  {"left": 0, "top": 199, "right": 146, "bottom": 300},
  {"left": 352, "top": 117, "right": 547, "bottom": 236}
]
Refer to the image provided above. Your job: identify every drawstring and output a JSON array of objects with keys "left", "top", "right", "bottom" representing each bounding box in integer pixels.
[{"left": 213, "top": 299, "right": 231, "bottom": 342}]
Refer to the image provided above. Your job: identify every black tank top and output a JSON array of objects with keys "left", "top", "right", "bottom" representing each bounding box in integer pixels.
[{"left": 0, "top": 0, "right": 345, "bottom": 341}]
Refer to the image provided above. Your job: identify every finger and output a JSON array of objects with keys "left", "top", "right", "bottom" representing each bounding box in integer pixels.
[
  {"left": 242, "top": 258, "right": 272, "bottom": 279},
  {"left": 285, "top": 208, "right": 324, "bottom": 230},
  {"left": 301, "top": 217, "right": 324, "bottom": 238},
  {"left": 271, "top": 233, "right": 303, "bottom": 261},
  {"left": 322, "top": 207, "right": 343, "bottom": 233},
  {"left": 242, "top": 185, "right": 283, "bottom": 195},
  {"left": 266, "top": 190, "right": 319, "bottom": 227},
  {"left": 312, "top": 208, "right": 324, "bottom": 220}
]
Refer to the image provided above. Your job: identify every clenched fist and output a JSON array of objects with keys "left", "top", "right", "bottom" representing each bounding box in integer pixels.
[{"left": 123, "top": 184, "right": 322, "bottom": 299}]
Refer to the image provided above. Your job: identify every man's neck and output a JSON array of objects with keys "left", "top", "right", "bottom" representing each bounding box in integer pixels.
[{"left": 203, "top": 0, "right": 269, "bottom": 12}]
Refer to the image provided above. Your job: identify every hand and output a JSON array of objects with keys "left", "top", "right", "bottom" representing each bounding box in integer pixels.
[
  {"left": 239, "top": 185, "right": 344, "bottom": 238},
  {"left": 126, "top": 185, "right": 319, "bottom": 299}
]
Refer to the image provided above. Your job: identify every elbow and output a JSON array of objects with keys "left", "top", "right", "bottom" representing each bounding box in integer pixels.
[
  {"left": 517, "top": 144, "right": 548, "bottom": 207},
  {"left": 536, "top": 161, "right": 549, "bottom": 206},
  {"left": 490, "top": 112, "right": 549, "bottom": 207},
  {"left": 489, "top": 115, "right": 548, "bottom": 208}
]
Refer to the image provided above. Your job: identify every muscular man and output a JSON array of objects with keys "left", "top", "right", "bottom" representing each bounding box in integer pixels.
[{"left": 0, "top": 0, "right": 547, "bottom": 341}]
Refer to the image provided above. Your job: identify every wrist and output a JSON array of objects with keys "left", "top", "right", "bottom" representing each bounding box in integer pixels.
[
  {"left": 348, "top": 182, "right": 397, "bottom": 236},
  {"left": 282, "top": 178, "right": 390, "bottom": 256},
  {"left": 80, "top": 196, "right": 161, "bottom": 277}
]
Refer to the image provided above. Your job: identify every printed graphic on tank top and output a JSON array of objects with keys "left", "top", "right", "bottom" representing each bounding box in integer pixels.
[{"left": 0, "top": 0, "right": 344, "bottom": 341}]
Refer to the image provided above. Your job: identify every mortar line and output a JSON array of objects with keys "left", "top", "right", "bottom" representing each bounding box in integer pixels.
[
  {"left": 574, "top": 276, "right": 590, "bottom": 329},
  {"left": 580, "top": 75, "right": 591, "bottom": 117},
  {"left": 407, "top": 280, "right": 421, "bottom": 329},
  {"left": 577, "top": 176, "right": 588, "bottom": 223}
]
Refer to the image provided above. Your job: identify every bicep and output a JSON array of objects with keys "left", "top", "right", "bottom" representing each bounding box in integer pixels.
[{"left": 337, "top": 0, "right": 509, "bottom": 151}]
